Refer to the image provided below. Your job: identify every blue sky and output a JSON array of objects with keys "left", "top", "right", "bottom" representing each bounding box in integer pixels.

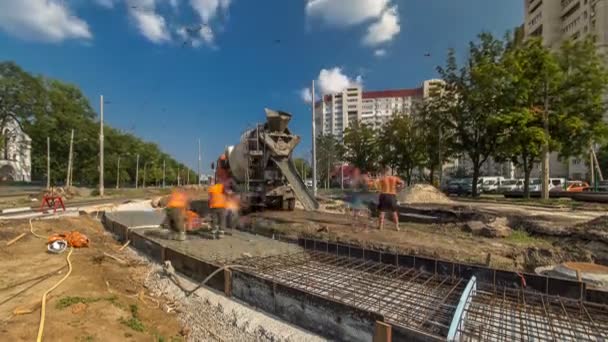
[{"left": 0, "top": 0, "right": 523, "bottom": 173}]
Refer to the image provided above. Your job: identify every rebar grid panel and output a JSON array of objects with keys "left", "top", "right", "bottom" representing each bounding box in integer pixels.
[
  {"left": 456, "top": 282, "right": 608, "bottom": 341},
  {"left": 237, "top": 251, "right": 465, "bottom": 337}
]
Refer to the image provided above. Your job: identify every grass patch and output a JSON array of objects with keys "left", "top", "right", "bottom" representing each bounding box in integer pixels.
[
  {"left": 506, "top": 230, "right": 538, "bottom": 244},
  {"left": 120, "top": 304, "right": 145, "bottom": 332},
  {"left": 56, "top": 295, "right": 118, "bottom": 309}
]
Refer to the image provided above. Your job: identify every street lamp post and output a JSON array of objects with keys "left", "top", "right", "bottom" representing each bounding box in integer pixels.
[{"left": 99, "top": 95, "right": 104, "bottom": 197}]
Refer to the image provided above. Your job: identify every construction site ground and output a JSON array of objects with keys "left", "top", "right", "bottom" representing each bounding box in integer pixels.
[
  {"left": 0, "top": 216, "right": 186, "bottom": 341},
  {"left": 244, "top": 197, "right": 608, "bottom": 273}
]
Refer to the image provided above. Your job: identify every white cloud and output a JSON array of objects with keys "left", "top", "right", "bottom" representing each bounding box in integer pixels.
[
  {"left": 0, "top": 0, "right": 92, "bottom": 43},
  {"left": 299, "top": 68, "right": 362, "bottom": 103},
  {"left": 363, "top": 6, "right": 400, "bottom": 46},
  {"left": 300, "top": 88, "right": 313, "bottom": 103},
  {"left": 131, "top": 9, "right": 171, "bottom": 43},
  {"left": 177, "top": 25, "right": 214, "bottom": 47},
  {"left": 317, "top": 67, "right": 362, "bottom": 95},
  {"left": 95, "top": 0, "right": 119, "bottom": 8},
  {"left": 190, "top": 0, "right": 231, "bottom": 23},
  {"left": 305, "top": 0, "right": 389, "bottom": 27},
  {"left": 126, "top": 0, "right": 171, "bottom": 43},
  {"left": 374, "top": 49, "right": 387, "bottom": 57}
]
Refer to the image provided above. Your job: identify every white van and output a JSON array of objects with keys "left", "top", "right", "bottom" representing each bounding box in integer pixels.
[
  {"left": 549, "top": 178, "right": 566, "bottom": 191},
  {"left": 479, "top": 177, "right": 505, "bottom": 193}
]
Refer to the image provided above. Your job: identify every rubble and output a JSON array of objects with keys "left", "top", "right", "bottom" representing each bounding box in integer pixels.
[{"left": 462, "top": 217, "right": 512, "bottom": 238}]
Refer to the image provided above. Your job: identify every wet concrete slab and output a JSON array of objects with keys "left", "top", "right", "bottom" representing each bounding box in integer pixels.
[{"left": 140, "top": 228, "right": 303, "bottom": 264}]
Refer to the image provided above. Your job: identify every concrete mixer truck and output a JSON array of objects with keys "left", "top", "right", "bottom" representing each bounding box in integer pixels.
[{"left": 214, "top": 108, "right": 319, "bottom": 211}]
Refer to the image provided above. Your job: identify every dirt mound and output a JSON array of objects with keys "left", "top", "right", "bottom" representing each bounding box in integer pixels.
[{"left": 397, "top": 184, "right": 451, "bottom": 204}]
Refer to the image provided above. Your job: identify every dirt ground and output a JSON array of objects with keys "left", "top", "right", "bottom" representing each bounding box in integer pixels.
[
  {"left": 247, "top": 205, "right": 606, "bottom": 272},
  {"left": 0, "top": 216, "right": 184, "bottom": 342}
]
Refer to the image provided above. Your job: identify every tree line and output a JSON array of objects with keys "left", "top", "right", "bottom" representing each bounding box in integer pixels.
[
  {"left": 0, "top": 62, "right": 197, "bottom": 187},
  {"left": 316, "top": 32, "right": 608, "bottom": 198}
]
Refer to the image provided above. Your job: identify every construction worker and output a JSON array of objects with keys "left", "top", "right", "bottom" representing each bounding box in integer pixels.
[
  {"left": 376, "top": 168, "right": 404, "bottom": 231},
  {"left": 166, "top": 189, "right": 189, "bottom": 241},
  {"left": 208, "top": 182, "right": 227, "bottom": 233}
]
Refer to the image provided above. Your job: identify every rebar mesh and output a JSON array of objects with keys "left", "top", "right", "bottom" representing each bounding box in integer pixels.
[
  {"left": 238, "top": 251, "right": 465, "bottom": 337},
  {"left": 456, "top": 283, "right": 608, "bottom": 341}
]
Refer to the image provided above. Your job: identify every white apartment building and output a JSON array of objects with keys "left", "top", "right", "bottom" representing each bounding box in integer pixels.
[
  {"left": 314, "top": 80, "right": 443, "bottom": 139},
  {"left": 523, "top": 0, "right": 608, "bottom": 180},
  {"left": 0, "top": 117, "right": 32, "bottom": 182}
]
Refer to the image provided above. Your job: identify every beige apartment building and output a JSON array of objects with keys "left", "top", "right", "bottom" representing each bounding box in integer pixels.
[
  {"left": 523, "top": 0, "right": 608, "bottom": 180},
  {"left": 314, "top": 79, "right": 442, "bottom": 139}
]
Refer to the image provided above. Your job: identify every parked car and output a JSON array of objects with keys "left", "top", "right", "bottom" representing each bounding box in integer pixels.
[
  {"left": 566, "top": 181, "right": 589, "bottom": 192},
  {"left": 446, "top": 178, "right": 475, "bottom": 196},
  {"left": 497, "top": 179, "right": 519, "bottom": 193},
  {"left": 549, "top": 178, "right": 567, "bottom": 191},
  {"left": 528, "top": 178, "right": 542, "bottom": 192}
]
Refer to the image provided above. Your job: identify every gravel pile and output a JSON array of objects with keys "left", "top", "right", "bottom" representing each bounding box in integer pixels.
[
  {"left": 140, "top": 260, "right": 324, "bottom": 342},
  {"left": 398, "top": 184, "right": 452, "bottom": 204}
]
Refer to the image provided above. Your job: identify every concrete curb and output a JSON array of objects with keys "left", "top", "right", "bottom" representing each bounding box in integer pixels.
[{"left": 0, "top": 206, "right": 32, "bottom": 214}]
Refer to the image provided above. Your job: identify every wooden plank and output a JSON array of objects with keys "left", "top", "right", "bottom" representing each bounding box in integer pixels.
[
  {"left": 224, "top": 269, "right": 232, "bottom": 297},
  {"left": 373, "top": 321, "right": 392, "bottom": 342}
]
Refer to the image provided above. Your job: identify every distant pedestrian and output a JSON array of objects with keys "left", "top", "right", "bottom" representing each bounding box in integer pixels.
[{"left": 376, "top": 168, "right": 404, "bottom": 231}]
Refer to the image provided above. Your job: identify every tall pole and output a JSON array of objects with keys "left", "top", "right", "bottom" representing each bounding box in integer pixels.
[
  {"left": 311, "top": 80, "right": 317, "bottom": 196},
  {"left": 186, "top": 167, "right": 190, "bottom": 185},
  {"left": 341, "top": 163, "right": 344, "bottom": 190},
  {"left": 177, "top": 166, "right": 181, "bottom": 186},
  {"left": 162, "top": 159, "right": 166, "bottom": 188},
  {"left": 99, "top": 95, "right": 105, "bottom": 197},
  {"left": 135, "top": 154, "right": 139, "bottom": 189},
  {"left": 46, "top": 137, "right": 50, "bottom": 189},
  {"left": 198, "top": 139, "right": 202, "bottom": 185},
  {"left": 590, "top": 149, "right": 595, "bottom": 189},
  {"left": 116, "top": 156, "right": 120, "bottom": 189},
  {"left": 66, "top": 129, "right": 74, "bottom": 187},
  {"left": 541, "top": 82, "right": 550, "bottom": 200}
]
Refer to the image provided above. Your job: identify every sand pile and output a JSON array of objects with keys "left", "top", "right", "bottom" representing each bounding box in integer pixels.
[{"left": 397, "top": 184, "right": 452, "bottom": 204}]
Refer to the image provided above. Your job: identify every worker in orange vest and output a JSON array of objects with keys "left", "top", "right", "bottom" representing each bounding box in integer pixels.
[
  {"left": 166, "top": 189, "right": 189, "bottom": 241},
  {"left": 208, "top": 182, "right": 227, "bottom": 232}
]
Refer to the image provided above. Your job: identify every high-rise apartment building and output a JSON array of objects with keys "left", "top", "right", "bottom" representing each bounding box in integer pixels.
[
  {"left": 524, "top": 0, "right": 608, "bottom": 52},
  {"left": 523, "top": 0, "right": 608, "bottom": 180},
  {"left": 314, "top": 79, "right": 442, "bottom": 139}
]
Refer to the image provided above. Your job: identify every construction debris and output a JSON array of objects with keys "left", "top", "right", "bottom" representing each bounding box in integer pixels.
[{"left": 397, "top": 184, "right": 452, "bottom": 204}]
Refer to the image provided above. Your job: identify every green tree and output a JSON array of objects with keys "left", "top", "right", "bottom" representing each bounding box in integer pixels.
[
  {"left": 416, "top": 84, "right": 456, "bottom": 186},
  {"left": 342, "top": 121, "right": 378, "bottom": 173},
  {"left": 315, "top": 134, "right": 343, "bottom": 188},
  {"left": 0, "top": 62, "right": 47, "bottom": 151},
  {"left": 379, "top": 114, "right": 425, "bottom": 185},
  {"left": 438, "top": 33, "right": 508, "bottom": 196},
  {"left": 293, "top": 157, "right": 312, "bottom": 180},
  {"left": 553, "top": 37, "right": 608, "bottom": 160},
  {"left": 494, "top": 38, "right": 559, "bottom": 197}
]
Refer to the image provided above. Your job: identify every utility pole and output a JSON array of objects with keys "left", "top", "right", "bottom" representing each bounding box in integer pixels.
[
  {"left": 311, "top": 80, "right": 317, "bottom": 197},
  {"left": 590, "top": 149, "right": 595, "bottom": 190},
  {"left": 186, "top": 167, "right": 190, "bottom": 185},
  {"left": 162, "top": 159, "right": 166, "bottom": 188},
  {"left": 541, "top": 82, "right": 550, "bottom": 200},
  {"left": 46, "top": 137, "right": 50, "bottom": 189},
  {"left": 66, "top": 129, "right": 74, "bottom": 187},
  {"left": 99, "top": 95, "right": 105, "bottom": 197},
  {"left": 135, "top": 154, "right": 139, "bottom": 189},
  {"left": 341, "top": 163, "right": 344, "bottom": 190},
  {"left": 198, "top": 139, "right": 202, "bottom": 185},
  {"left": 116, "top": 156, "right": 120, "bottom": 189}
]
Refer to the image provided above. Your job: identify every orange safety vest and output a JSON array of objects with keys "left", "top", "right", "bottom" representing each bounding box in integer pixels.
[
  {"left": 167, "top": 191, "right": 188, "bottom": 209},
  {"left": 208, "top": 183, "right": 226, "bottom": 209}
]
